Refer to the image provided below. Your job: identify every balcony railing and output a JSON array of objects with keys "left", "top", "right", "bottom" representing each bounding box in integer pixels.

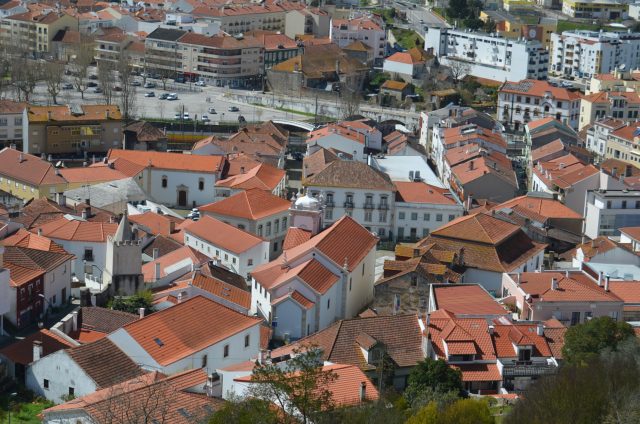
[
  {"left": 378, "top": 203, "right": 389, "bottom": 210},
  {"left": 344, "top": 201, "right": 354, "bottom": 209},
  {"left": 502, "top": 364, "right": 557, "bottom": 377},
  {"left": 364, "top": 202, "right": 374, "bottom": 209},
  {"left": 325, "top": 200, "right": 335, "bottom": 208}
]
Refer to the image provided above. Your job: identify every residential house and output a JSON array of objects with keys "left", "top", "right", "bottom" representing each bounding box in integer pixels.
[
  {"left": 306, "top": 124, "right": 365, "bottom": 160},
  {"left": 215, "top": 163, "right": 287, "bottom": 199},
  {"left": 303, "top": 160, "right": 396, "bottom": 239},
  {"left": 393, "top": 181, "right": 463, "bottom": 242},
  {"left": 600, "top": 159, "right": 640, "bottom": 189},
  {"left": 569, "top": 235, "right": 640, "bottom": 269},
  {"left": 501, "top": 270, "right": 624, "bottom": 324},
  {"left": 14, "top": 197, "right": 115, "bottom": 230},
  {"left": 0, "top": 1, "right": 27, "bottom": 19},
  {"left": 608, "top": 280, "right": 640, "bottom": 321},
  {"left": 23, "top": 105, "right": 123, "bottom": 156},
  {"left": 0, "top": 147, "right": 67, "bottom": 202},
  {"left": 620, "top": 227, "right": 640, "bottom": 252},
  {"left": 26, "top": 337, "right": 145, "bottom": 403},
  {"left": 50, "top": 29, "right": 81, "bottom": 62},
  {"left": 269, "top": 313, "right": 423, "bottom": 390},
  {"left": 416, "top": 212, "right": 547, "bottom": 294},
  {"left": 107, "top": 149, "right": 225, "bottom": 208},
  {"left": 123, "top": 121, "right": 168, "bottom": 151},
  {"left": 142, "top": 245, "right": 209, "bottom": 287},
  {"left": 531, "top": 139, "right": 568, "bottom": 165},
  {"left": 343, "top": 40, "right": 374, "bottom": 66},
  {"left": 51, "top": 306, "right": 139, "bottom": 345},
  {"left": 428, "top": 284, "right": 510, "bottom": 319},
  {"left": 382, "top": 48, "right": 431, "bottom": 82},
  {"left": 585, "top": 119, "right": 627, "bottom": 162},
  {"left": 329, "top": 16, "right": 386, "bottom": 63},
  {"left": 583, "top": 189, "right": 640, "bottom": 239},
  {"left": 380, "top": 80, "right": 414, "bottom": 102},
  {"left": 183, "top": 215, "right": 270, "bottom": 280},
  {"left": 598, "top": 121, "right": 640, "bottom": 166},
  {"left": 107, "top": 295, "right": 263, "bottom": 374},
  {"left": 0, "top": 247, "right": 9, "bottom": 335},
  {"left": 524, "top": 117, "right": 580, "bottom": 163},
  {"left": 245, "top": 30, "right": 300, "bottom": 71},
  {"left": 587, "top": 68, "right": 640, "bottom": 95},
  {"left": 251, "top": 215, "right": 378, "bottom": 341},
  {"left": 41, "top": 369, "right": 222, "bottom": 424},
  {"left": 143, "top": 27, "right": 186, "bottom": 79},
  {"left": 0, "top": 11, "right": 77, "bottom": 56},
  {"left": 0, "top": 100, "right": 25, "bottom": 149},
  {"left": 580, "top": 91, "right": 640, "bottom": 131},
  {"left": 199, "top": 189, "right": 291, "bottom": 259},
  {"left": 284, "top": 8, "right": 331, "bottom": 39},
  {"left": 448, "top": 150, "right": 519, "bottom": 203},
  {"left": 498, "top": 79, "right": 582, "bottom": 131}
]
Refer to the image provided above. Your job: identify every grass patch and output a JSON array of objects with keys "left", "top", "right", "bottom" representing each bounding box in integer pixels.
[
  {"left": 557, "top": 20, "right": 607, "bottom": 33},
  {"left": 373, "top": 8, "right": 396, "bottom": 25},
  {"left": 392, "top": 29, "right": 422, "bottom": 50},
  {"left": 0, "top": 399, "right": 53, "bottom": 424},
  {"left": 490, "top": 404, "right": 513, "bottom": 424}
]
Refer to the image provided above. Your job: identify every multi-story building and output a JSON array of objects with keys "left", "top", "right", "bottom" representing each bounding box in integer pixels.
[
  {"left": 0, "top": 11, "right": 77, "bottom": 55},
  {"left": 587, "top": 68, "right": 640, "bottom": 95},
  {"left": 550, "top": 31, "right": 640, "bottom": 79},
  {"left": 144, "top": 27, "right": 186, "bottom": 78},
  {"left": 330, "top": 16, "right": 386, "bottom": 63},
  {"left": 425, "top": 28, "right": 549, "bottom": 82},
  {"left": 498, "top": 79, "right": 582, "bottom": 130},
  {"left": 0, "top": 147, "right": 67, "bottom": 202},
  {"left": 598, "top": 121, "right": 640, "bottom": 165},
  {"left": 23, "top": 104, "right": 123, "bottom": 156},
  {"left": 579, "top": 91, "right": 640, "bottom": 130},
  {"left": 584, "top": 189, "right": 640, "bottom": 238},
  {"left": 562, "top": 0, "right": 627, "bottom": 19},
  {"left": 0, "top": 100, "right": 25, "bottom": 149},
  {"left": 303, "top": 160, "right": 396, "bottom": 240},
  {"left": 480, "top": 11, "right": 557, "bottom": 47},
  {"left": 284, "top": 8, "right": 330, "bottom": 39},
  {"left": 585, "top": 118, "right": 626, "bottom": 161},
  {"left": 95, "top": 31, "right": 144, "bottom": 68}
]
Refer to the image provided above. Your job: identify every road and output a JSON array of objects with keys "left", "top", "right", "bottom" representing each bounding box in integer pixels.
[
  {"left": 393, "top": 0, "right": 449, "bottom": 31},
  {"left": 7, "top": 66, "right": 310, "bottom": 124}
]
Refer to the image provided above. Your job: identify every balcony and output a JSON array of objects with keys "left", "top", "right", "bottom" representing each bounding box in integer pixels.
[
  {"left": 378, "top": 203, "right": 389, "bottom": 210},
  {"left": 363, "top": 202, "right": 374, "bottom": 210},
  {"left": 502, "top": 363, "right": 557, "bottom": 377},
  {"left": 325, "top": 200, "right": 335, "bottom": 208},
  {"left": 344, "top": 201, "right": 354, "bottom": 209}
]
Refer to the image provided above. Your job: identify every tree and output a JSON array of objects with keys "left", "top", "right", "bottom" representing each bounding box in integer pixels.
[
  {"left": 446, "top": 0, "right": 469, "bottom": 19},
  {"left": 339, "top": 88, "right": 362, "bottom": 120},
  {"left": 43, "top": 62, "right": 65, "bottom": 105},
  {"left": 71, "top": 37, "right": 95, "bottom": 100},
  {"left": 209, "top": 396, "right": 280, "bottom": 424},
  {"left": 116, "top": 53, "right": 138, "bottom": 124},
  {"left": 404, "top": 358, "right": 463, "bottom": 406},
  {"left": 562, "top": 316, "right": 634, "bottom": 364},
  {"left": 110, "top": 290, "right": 154, "bottom": 315},
  {"left": 447, "top": 60, "right": 471, "bottom": 86},
  {"left": 407, "top": 399, "right": 493, "bottom": 424},
  {"left": 249, "top": 346, "right": 337, "bottom": 424},
  {"left": 97, "top": 60, "right": 116, "bottom": 105},
  {"left": 483, "top": 18, "right": 497, "bottom": 33},
  {"left": 10, "top": 53, "right": 41, "bottom": 102}
]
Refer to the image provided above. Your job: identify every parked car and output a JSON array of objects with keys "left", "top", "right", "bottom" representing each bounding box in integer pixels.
[
  {"left": 62, "top": 83, "right": 73, "bottom": 90},
  {"left": 158, "top": 93, "right": 168, "bottom": 100},
  {"left": 167, "top": 93, "right": 178, "bottom": 100},
  {"left": 144, "top": 82, "right": 156, "bottom": 88},
  {"left": 93, "top": 87, "right": 103, "bottom": 93},
  {"left": 195, "top": 80, "right": 206, "bottom": 87},
  {"left": 113, "top": 86, "right": 122, "bottom": 92},
  {"left": 183, "top": 112, "right": 190, "bottom": 120},
  {"left": 208, "top": 107, "right": 217, "bottom": 114},
  {"left": 228, "top": 106, "right": 239, "bottom": 112},
  {"left": 202, "top": 114, "right": 210, "bottom": 122},
  {"left": 145, "top": 91, "right": 155, "bottom": 97},
  {"left": 88, "top": 74, "right": 98, "bottom": 80},
  {"left": 174, "top": 76, "right": 186, "bottom": 83},
  {"left": 174, "top": 113, "right": 181, "bottom": 120},
  {"left": 186, "top": 208, "right": 200, "bottom": 221},
  {"left": 87, "top": 82, "right": 98, "bottom": 87},
  {"left": 131, "top": 80, "right": 142, "bottom": 86}
]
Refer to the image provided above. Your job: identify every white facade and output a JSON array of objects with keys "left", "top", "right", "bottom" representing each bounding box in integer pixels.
[
  {"left": 0, "top": 106, "right": 24, "bottom": 145},
  {"left": 44, "top": 261, "right": 72, "bottom": 311},
  {"left": 394, "top": 202, "right": 464, "bottom": 242},
  {"left": 184, "top": 230, "right": 270, "bottom": 280},
  {"left": 26, "top": 350, "right": 99, "bottom": 403},
  {"left": 44, "top": 239, "right": 107, "bottom": 285},
  {"left": 382, "top": 59, "right": 415, "bottom": 80},
  {"left": 108, "top": 323, "right": 261, "bottom": 375},
  {"left": 307, "top": 133, "right": 365, "bottom": 161},
  {"left": 145, "top": 168, "right": 218, "bottom": 209},
  {"left": 329, "top": 17, "right": 386, "bottom": 60},
  {"left": 550, "top": 31, "right": 640, "bottom": 79},
  {"left": 583, "top": 190, "right": 640, "bottom": 239},
  {"left": 425, "top": 28, "right": 549, "bottom": 82},
  {"left": 371, "top": 155, "right": 444, "bottom": 187},
  {"left": 0, "top": 248, "right": 9, "bottom": 336}
]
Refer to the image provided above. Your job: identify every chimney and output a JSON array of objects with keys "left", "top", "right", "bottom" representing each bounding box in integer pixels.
[
  {"left": 551, "top": 277, "right": 558, "bottom": 290},
  {"left": 37, "top": 228, "right": 42, "bottom": 236},
  {"left": 516, "top": 273, "right": 521, "bottom": 285},
  {"left": 598, "top": 271, "right": 604, "bottom": 286},
  {"left": 72, "top": 311, "right": 78, "bottom": 332},
  {"left": 605, "top": 274, "right": 610, "bottom": 292},
  {"left": 92, "top": 155, "right": 96, "bottom": 165},
  {"left": 469, "top": 160, "right": 474, "bottom": 170},
  {"left": 81, "top": 208, "right": 89, "bottom": 220},
  {"left": 240, "top": 166, "right": 245, "bottom": 174},
  {"left": 488, "top": 325, "right": 495, "bottom": 335},
  {"left": 536, "top": 323, "right": 544, "bottom": 336},
  {"left": 33, "top": 340, "right": 43, "bottom": 362},
  {"left": 138, "top": 307, "right": 145, "bottom": 319},
  {"left": 359, "top": 381, "right": 366, "bottom": 402},
  {"left": 177, "top": 292, "right": 183, "bottom": 303},
  {"left": 565, "top": 270, "right": 569, "bottom": 278},
  {"left": 169, "top": 220, "right": 175, "bottom": 233},
  {"left": 18, "top": 152, "right": 24, "bottom": 163},
  {"left": 154, "top": 262, "right": 161, "bottom": 282},
  {"left": 47, "top": 110, "right": 52, "bottom": 120},
  {"left": 465, "top": 194, "right": 473, "bottom": 211},
  {"left": 152, "top": 248, "right": 159, "bottom": 260}
]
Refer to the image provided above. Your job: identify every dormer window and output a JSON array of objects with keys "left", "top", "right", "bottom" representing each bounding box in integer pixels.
[{"left": 518, "top": 347, "right": 532, "bottom": 362}]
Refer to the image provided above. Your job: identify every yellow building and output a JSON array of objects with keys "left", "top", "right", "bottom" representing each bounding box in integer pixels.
[
  {"left": 480, "top": 11, "right": 557, "bottom": 48},
  {"left": 587, "top": 69, "right": 640, "bottom": 95},
  {"left": 562, "top": 0, "right": 627, "bottom": 19},
  {"left": 579, "top": 91, "right": 640, "bottom": 130},
  {"left": 0, "top": 147, "right": 68, "bottom": 202},
  {"left": 0, "top": 11, "right": 77, "bottom": 55}
]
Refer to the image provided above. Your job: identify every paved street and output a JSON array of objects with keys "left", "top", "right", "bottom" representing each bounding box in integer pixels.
[{"left": 394, "top": 0, "right": 449, "bottom": 31}]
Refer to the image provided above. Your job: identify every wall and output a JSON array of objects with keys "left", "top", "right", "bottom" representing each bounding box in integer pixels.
[
  {"left": 49, "top": 239, "right": 107, "bottom": 284},
  {"left": 272, "top": 298, "right": 305, "bottom": 340},
  {"left": 463, "top": 268, "right": 503, "bottom": 295},
  {"left": 461, "top": 173, "right": 518, "bottom": 203},
  {"left": 44, "top": 260, "right": 72, "bottom": 310},
  {"left": 395, "top": 202, "right": 464, "bottom": 241},
  {"left": 344, "top": 247, "right": 376, "bottom": 318},
  {"left": 308, "top": 133, "right": 365, "bottom": 161},
  {"left": 149, "top": 168, "right": 217, "bottom": 208},
  {"left": 26, "top": 351, "right": 97, "bottom": 403}
]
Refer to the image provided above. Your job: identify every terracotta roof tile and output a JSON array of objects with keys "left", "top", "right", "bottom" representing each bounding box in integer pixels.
[
  {"left": 0, "top": 329, "right": 76, "bottom": 365},
  {"left": 59, "top": 166, "right": 129, "bottom": 184},
  {"left": 191, "top": 272, "right": 251, "bottom": 310},
  {"left": 394, "top": 181, "right": 457, "bottom": 205},
  {"left": 432, "top": 284, "right": 509, "bottom": 316},
  {"left": 515, "top": 271, "right": 623, "bottom": 303},
  {"left": 27, "top": 104, "right": 121, "bottom": 122},
  {"left": 602, "top": 281, "right": 640, "bottom": 304},
  {"left": 500, "top": 79, "right": 582, "bottom": 102},
  {"left": 108, "top": 149, "right": 224, "bottom": 173},
  {"left": 381, "top": 80, "right": 409, "bottom": 91},
  {"left": 215, "top": 163, "right": 285, "bottom": 191},
  {"left": 142, "top": 235, "right": 182, "bottom": 259},
  {"left": 120, "top": 296, "right": 262, "bottom": 366},
  {"left": 531, "top": 139, "right": 565, "bottom": 163},
  {"left": 2, "top": 228, "right": 68, "bottom": 253},
  {"left": 78, "top": 307, "right": 138, "bottom": 335},
  {"left": 184, "top": 215, "right": 265, "bottom": 254},
  {"left": 273, "top": 289, "right": 315, "bottom": 309},
  {"left": 33, "top": 216, "right": 118, "bottom": 242},
  {"left": 282, "top": 227, "right": 312, "bottom": 250},
  {"left": 303, "top": 147, "right": 340, "bottom": 179},
  {"left": 451, "top": 363, "right": 501, "bottom": 382},
  {"left": 621, "top": 227, "right": 640, "bottom": 241},
  {"left": 0, "top": 147, "right": 67, "bottom": 186},
  {"left": 492, "top": 324, "right": 552, "bottom": 358},
  {"left": 431, "top": 213, "right": 519, "bottom": 245},
  {"left": 492, "top": 195, "right": 583, "bottom": 222},
  {"left": 142, "top": 245, "right": 209, "bottom": 283},
  {"left": 129, "top": 211, "right": 183, "bottom": 237},
  {"left": 304, "top": 160, "right": 395, "bottom": 191},
  {"left": 200, "top": 188, "right": 289, "bottom": 220}
]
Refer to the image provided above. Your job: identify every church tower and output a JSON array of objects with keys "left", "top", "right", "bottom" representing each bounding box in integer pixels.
[
  {"left": 105, "top": 213, "right": 143, "bottom": 296},
  {"left": 289, "top": 190, "right": 324, "bottom": 236}
]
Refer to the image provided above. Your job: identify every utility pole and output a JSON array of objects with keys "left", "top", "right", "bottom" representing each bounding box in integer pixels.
[{"left": 314, "top": 94, "right": 318, "bottom": 125}]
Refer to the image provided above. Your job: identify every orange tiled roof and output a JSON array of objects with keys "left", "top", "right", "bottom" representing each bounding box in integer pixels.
[
  {"left": 526, "top": 117, "right": 556, "bottom": 132},
  {"left": 621, "top": 227, "right": 640, "bottom": 241},
  {"left": 59, "top": 165, "right": 129, "bottom": 184},
  {"left": 199, "top": 188, "right": 289, "bottom": 220},
  {"left": 432, "top": 284, "right": 509, "bottom": 316},
  {"left": 452, "top": 363, "right": 502, "bottom": 382},
  {"left": 583, "top": 91, "right": 640, "bottom": 105},
  {"left": 431, "top": 213, "right": 519, "bottom": 245},
  {"left": 531, "top": 139, "right": 565, "bottom": 163},
  {"left": 492, "top": 195, "right": 583, "bottom": 222},
  {"left": 107, "top": 149, "right": 224, "bottom": 173},
  {"left": 515, "top": 271, "right": 623, "bottom": 303},
  {"left": 215, "top": 163, "right": 285, "bottom": 191},
  {"left": 381, "top": 80, "right": 409, "bottom": 91},
  {"left": 27, "top": 104, "right": 121, "bottom": 122},
  {"left": 282, "top": 227, "right": 312, "bottom": 250},
  {"left": 2, "top": 228, "right": 68, "bottom": 253},
  {"left": 0, "top": 147, "right": 67, "bottom": 186},
  {"left": 492, "top": 324, "right": 553, "bottom": 358},
  {"left": 427, "top": 312, "right": 496, "bottom": 361},
  {"left": 129, "top": 211, "right": 183, "bottom": 237},
  {"left": 394, "top": 181, "right": 457, "bottom": 205},
  {"left": 0, "top": 329, "right": 75, "bottom": 365},
  {"left": 33, "top": 216, "right": 118, "bottom": 242},
  {"left": 606, "top": 281, "right": 640, "bottom": 304},
  {"left": 500, "top": 79, "right": 582, "bottom": 102},
  {"left": 121, "top": 296, "right": 262, "bottom": 366},
  {"left": 533, "top": 154, "right": 599, "bottom": 190},
  {"left": 142, "top": 245, "right": 208, "bottom": 283},
  {"left": 191, "top": 271, "right": 251, "bottom": 310},
  {"left": 184, "top": 215, "right": 264, "bottom": 254}
]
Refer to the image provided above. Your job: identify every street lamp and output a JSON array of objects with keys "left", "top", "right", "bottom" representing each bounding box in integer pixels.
[{"left": 7, "top": 392, "right": 17, "bottom": 424}]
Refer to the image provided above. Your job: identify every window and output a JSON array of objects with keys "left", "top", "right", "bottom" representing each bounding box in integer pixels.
[
  {"left": 327, "top": 298, "right": 330, "bottom": 309},
  {"left": 224, "top": 254, "right": 228, "bottom": 260},
  {"left": 379, "top": 211, "right": 387, "bottom": 223},
  {"left": 44, "top": 379, "right": 49, "bottom": 389},
  {"left": 448, "top": 214, "right": 455, "bottom": 221},
  {"left": 364, "top": 211, "right": 372, "bottom": 222},
  {"left": 274, "top": 220, "right": 279, "bottom": 233},
  {"left": 378, "top": 228, "right": 386, "bottom": 237},
  {"left": 436, "top": 214, "right": 443, "bottom": 222},
  {"left": 399, "top": 212, "right": 405, "bottom": 220},
  {"left": 245, "top": 334, "right": 250, "bottom": 347},
  {"left": 571, "top": 311, "right": 580, "bottom": 326},
  {"left": 423, "top": 228, "right": 429, "bottom": 237},
  {"left": 349, "top": 277, "right": 352, "bottom": 291},
  {"left": 198, "top": 178, "right": 204, "bottom": 191},
  {"left": 273, "top": 242, "right": 278, "bottom": 252},
  {"left": 201, "top": 355, "right": 208, "bottom": 368},
  {"left": 362, "top": 263, "right": 365, "bottom": 275},
  {"left": 257, "top": 225, "right": 263, "bottom": 236},
  {"left": 83, "top": 248, "right": 93, "bottom": 262},
  {"left": 232, "top": 258, "right": 236, "bottom": 264},
  {"left": 68, "top": 387, "right": 75, "bottom": 397},
  {"left": 223, "top": 344, "right": 229, "bottom": 357},
  {"left": 411, "top": 212, "right": 418, "bottom": 221},
  {"left": 518, "top": 348, "right": 531, "bottom": 362},
  {"left": 325, "top": 209, "right": 333, "bottom": 220},
  {"left": 161, "top": 176, "right": 167, "bottom": 188},
  {"left": 282, "top": 217, "right": 287, "bottom": 228},
  {"left": 266, "top": 222, "right": 271, "bottom": 236},
  {"left": 423, "top": 213, "right": 430, "bottom": 221}
]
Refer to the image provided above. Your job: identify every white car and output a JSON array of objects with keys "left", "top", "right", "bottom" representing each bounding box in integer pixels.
[
  {"left": 183, "top": 112, "right": 190, "bottom": 120},
  {"left": 202, "top": 114, "right": 210, "bottom": 122},
  {"left": 167, "top": 93, "right": 178, "bottom": 100},
  {"left": 195, "top": 81, "right": 206, "bottom": 87},
  {"left": 208, "top": 107, "right": 217, "bottom": 114}
]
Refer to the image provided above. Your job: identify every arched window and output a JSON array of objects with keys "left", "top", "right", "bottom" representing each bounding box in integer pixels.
[
  {"left": 198, "top": 178, "right": 204, "bottom": 191},
  {"left": 161, "top": 175, "right": 167, "bottom": 188}
]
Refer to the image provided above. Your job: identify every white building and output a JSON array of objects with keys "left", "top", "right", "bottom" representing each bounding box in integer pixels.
[
  {"left": 26, "top": 337, "right": 145, "bottom": 403},
  {"left": 0, "top": 246, "right": 10, "bottom": 335},
  {"left": 107, "top": 149, "right": 225, "bottom": 209},
  {"left": 498, "top": 79, "right": 582, "bottom": 130},
  {"left": 585, "top": 118, "right": 626, "bottom": 160},
  {"left": 306, "top": 124, "right": 367, "bottom": 161},
  {"left": 251, "top": 214, "right": 378, "bottom": 341},
  {"left": 425, "top": 27, "right": 549, "bottom": 82},
  {"left": 393, "top": 181, "right": 464, "bottom": 242},
  {"left": 183, "top": 215, "right": 270, "bottom": 280},
  {"left": 0, "top": 100, "right": 25, "bottom": 148},
  {"left": 583, "top": 189, "right": 640, "bottom": 239},
  {"left": 199, "top": 189, "right": 291, "bottom": 260},
  {"left": 303, "top": 160, "right": 396, "bottom": 240},
  {"left": 620, "top": 227, "right": 640, "bottom": 252},
  {"left": 108, "top": 296, "right": 263, "bottom": 374},
  {"left": 550, "top": 31, "right": 640, "bottom": 79},
  {"left": 371, "top": 155, "right": 444, "bottom": 187},
  {"left": 330, "top": 16, "right": 386, "bottom": 62}
]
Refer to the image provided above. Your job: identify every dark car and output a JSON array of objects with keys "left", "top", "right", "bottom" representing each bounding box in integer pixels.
[
  {"left": 62, "top": 83, "right": 73, "bottom": 90},
  {"left": 87, "top": 82, "right": 98, "bottom": 87},
  {"left": 174, "top": 76, "right": 186, "bottom": 83},
  {"left": 158, "top": 93, "right": 169, "bottom": 100},
  {"left": 89, "top": 74, "right": 98, "bottom": 80}
]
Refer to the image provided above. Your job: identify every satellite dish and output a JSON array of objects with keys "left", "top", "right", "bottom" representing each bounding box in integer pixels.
[{"left": 619, "top": 64, "right": 626, "bottom": 71}]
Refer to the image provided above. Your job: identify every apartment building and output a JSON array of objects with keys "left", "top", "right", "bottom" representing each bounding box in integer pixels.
[
  {"left": 23, "top": 104, "right": 123, "bottom": 156},
  {"left": 144, "top": 27, "right": 186, "bottom": 78},
  {"left": 585, "top": 118, "right": 626, "bottom": 160},
  {"left": 284, "top": 8, "right": 330, "bottom": 39},
  {"left": 579, "top": 91, "right": 640, "bottom": 130},
  {"left": 425, "top": 28, "right": 549, "bottom": 82},
  {"left": 498, "top": 79, "right": 582, "bottom": 130},
  {"left": 587, "top": 68, "right": 640, "bottom": 95},
  {"left": 562, "top": 0, "right": 627, "bottom": 19},
  {"left": 480, "top": 11, "right": 557, "bottom": 47},
  {"left": 584, "top": 189, "right": 640, "bottom": 238},
  {"left": 330, "top": 16, "right": 386, "bottom": 62},
  {"left": 95, "top": 31, "right": 144, "bottom": 68},
  {"left": 550, "top": 31, "right": 640, "bottom": 79},
  {"left": 0, "top": 100, "right": 25, "bottom": 149},
  {"left": 0, "top": 11, "right": 77, "bottom": 55},
  {"left": 595, "top": 121, "right": 640, "bottom": 165}
]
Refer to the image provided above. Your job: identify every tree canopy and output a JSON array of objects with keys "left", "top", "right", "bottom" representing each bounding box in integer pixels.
[
  {"left": 404, "top": 358, "right": 463, "bottom": 406},
  {"left": 562, "top": 316, "right": 634, "bottom": 364},
  {"left": 407, "top": 398, "right": 493, "bottom": 424},
  {"left": 109, "top": 290, "right": 155, "bottom": 315}
]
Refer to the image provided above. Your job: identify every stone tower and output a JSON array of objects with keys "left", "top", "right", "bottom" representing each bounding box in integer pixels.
[{"left": 105, "top": 213, "right": 143, "bottom": 296}]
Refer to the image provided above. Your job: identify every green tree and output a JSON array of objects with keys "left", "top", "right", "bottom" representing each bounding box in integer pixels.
[
  {"left": 248, "top": 347, "right": 337, "bottom": 424},
  {"left": 110, "top": 290, "right": 155, "bottom": 315},
  {"left": 562, "top": 316, "right": 634, "bottom": 364},
  {"left": 404, "top": 358, "right": 463, "bottom": 406},
  {"left": 209, "top": 397, "right": 280, "bottom": 424},
  {"left": 407, "top": 398, "right": 493, "bottom": 424},
  {"left": 446, "top": 0, "right": 469, "bottom": 19}
]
